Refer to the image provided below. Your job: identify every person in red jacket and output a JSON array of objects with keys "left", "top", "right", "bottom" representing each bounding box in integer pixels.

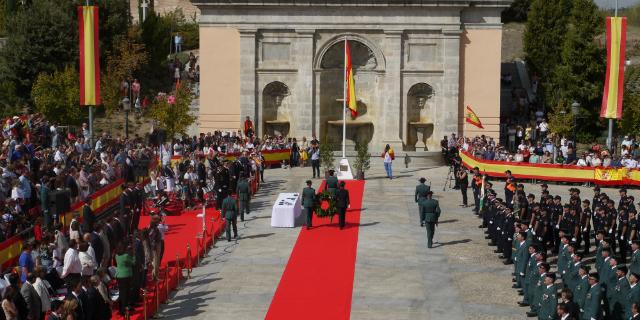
[{"left": 244, "top": 116, "right": 254, "bottom": 138}]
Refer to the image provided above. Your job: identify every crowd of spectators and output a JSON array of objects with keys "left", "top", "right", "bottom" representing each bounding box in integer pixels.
[{"left": 447, "top": 133, "right": 640, "bottom": 169}]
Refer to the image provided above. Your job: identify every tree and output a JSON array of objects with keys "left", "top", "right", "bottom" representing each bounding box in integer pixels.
[
  {"left": 140, "top": 10, "right": 173, "bottom": 92},
  {"left": 31, "top": 66, "right": 84, "bottom": 125},
  {"left": 546, "top": 0, "right": 605, "bottom": 142},
  {"left": 101, "top": 26, "right": 148, "bottom": 113},
  {"left": 147, "top": 85, "right": 195, "bottom": 139},
  {"left": 619, "top": 65, "right": 640, "bottom": 136},
  {"left": 523, "top": 0, "right": 570, "bottom": 80},
  {"left": 96, "top": 0, "right": 132, "bottom": 59},
  {"left": 0, "top": 0, "right": 77, "bottom": 101},
  {"left": 0, "top": 81, "right": 21, "bottom": 118}
]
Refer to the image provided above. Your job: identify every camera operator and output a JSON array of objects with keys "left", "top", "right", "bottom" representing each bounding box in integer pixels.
[
  {"left": 441, "top": 135, "right": 449, "bottom": 165},
  {"left": 457, "top": 167, "right": 469, "bottom": 207},
  {"left": 449, "top": 147, "right": 462, "bottom": 189}
]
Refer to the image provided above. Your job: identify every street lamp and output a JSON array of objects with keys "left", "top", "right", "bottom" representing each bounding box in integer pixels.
[
  {"left": 122, "top": 97, "right": 131, "bottom": 139},
  {"left": 571, "top": 101, "right": 580, "bottom": 147}
]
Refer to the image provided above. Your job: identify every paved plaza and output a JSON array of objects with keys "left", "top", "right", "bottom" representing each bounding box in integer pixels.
[{"left": 159, "top": 162, "right": 640, "bottom": 320}]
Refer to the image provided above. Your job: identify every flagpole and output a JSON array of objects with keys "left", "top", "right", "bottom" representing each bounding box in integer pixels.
[
  {"left": 342, "top": 37, "right": 347, "bottom": 159},
  {"left": 607, "top": 0, "right": 618, "bottom": 151}
]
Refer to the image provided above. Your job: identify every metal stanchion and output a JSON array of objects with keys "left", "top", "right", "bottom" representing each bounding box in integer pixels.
[
  {"left": 195, "top": 235, "right": 201, "bottom": 265},
  {"left": 175, "top": 253, "right": 182, "bottom": 289},
  {"left": 152, "top": 279, "right": 163, "bottom": 318},
  {"left": 186, "top": 243, "right": 192, "bottom": 279},
  {"left": 125, "top": 307, "right": 131, "bottom": 320},
  {"left": 164, "top": 261, "right": 172, "bottom": 303},
  {"left": 142, "top": 289, "right": 148, "bottom": 320}
]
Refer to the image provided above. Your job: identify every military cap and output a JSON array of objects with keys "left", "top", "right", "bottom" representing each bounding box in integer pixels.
[
  {"left": 554, "top": 195, "right": 562, "bottom": 200},
  {"left": 589, "top": 273, "right": 599, "bottom": 280},
  {"left": 618, "top": 265, "right": 629, "bottom": 273},
  {"left": 540, "top": 183, "right": 548, "bottom": 188},
  {"left": 426, "top": 191, "right": 434, "bottom": 196},
  {"left": 579, "top": 265, "right": 590, "bottom": 272},
  {"left": 545, "top": 273, "right": 556, "bottom": 281},
  {"left": 419, "top": 177, "right": 426, "bottom": 183},
  {"left": 339, "top": 181, "right": 346, "bottom": 187},
  {"left": 631, "top": 272, "right": 640, "bottom": 280},
  {"left": 306, "top": 180, "right": 312, "bottom": 185},
  {"left": 620, "top": 188, "right": 628, "bottom": 193}
]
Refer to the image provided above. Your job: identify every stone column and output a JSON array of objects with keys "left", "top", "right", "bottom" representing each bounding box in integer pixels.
[
  {"left": 295, "top": 29, "right": 316, "bottom": 139},
  {"left": 441, "top": 30, "right": 462, "bottom": 139},
  {"left": 382, "top": 30, "right": 404, "bottom": 150},
  {"left": 239, "top": 29, "right": 258, "bottom": 135}
]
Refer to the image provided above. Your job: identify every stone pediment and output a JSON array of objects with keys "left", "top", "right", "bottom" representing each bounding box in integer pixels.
[{"left": 192, "top": 0, "right": 513, "bottom": 8}]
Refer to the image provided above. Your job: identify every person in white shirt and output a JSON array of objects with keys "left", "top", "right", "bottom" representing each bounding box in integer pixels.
[
  {"left": 625, "top": 156, "right": 638, "bottom": 169},
  {"left": 53, "top": 146, "right": 66, "bottom": 163},
  {"left": 576, "top": 154, "right": 588, "bottom": 167},
  {"left": 622, "top": 135, "right": 634, "bottom": 149},
  {"left": 78, "top": 242, "right": 96, "bottom": 277},
  {"left": 537, "top": 120, "right": 548, "bottom": 139},
  {"left": 50, "top": 125, "right": 59, "bottom": 148},
  {"left": 62, "top": 240, "right": 82, "bottom": 288},
  {"left": 591, "top": 156, "right": 602, "bottom": 167},
  {"left": 33, "top": 268, "right": 52, "bottom": 313}
]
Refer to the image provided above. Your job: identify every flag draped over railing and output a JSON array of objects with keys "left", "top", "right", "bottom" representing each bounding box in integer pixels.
[
  {"left": 78, "top": 6, "right": 101, "bottom": 106},
  {"left": 601, "top": 16, "right": 626, "bottom": 119}
]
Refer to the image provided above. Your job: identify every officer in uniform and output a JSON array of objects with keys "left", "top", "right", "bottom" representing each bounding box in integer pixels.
[
  {"left": 415, "top": 177, "right": 430, "bottom": 226},
  {"left": 302, "top": 180, "right": 316, "bottom": 230},
  {"left": 626, "top": 273, "right": 640, "bottom": 319},
  {"left": 537, "top": 273, "right": 557, "bottom": 320},
  {"left": 335, "top": 181, "right": 350, "bottom": 229},
  {"left": 236, "top": 175, "right": 251, "bottom": 222},
  {"left": 573, "top": 265, "right": 590, "bottom": 310},
  {"left": 471, "top": 167, "right": 482, "bottom": 214},
  {"left": 609, "top": 265, "right": 630, "bottom": 319},
  {"left": 325, "top": 170, "right": 339, "bottom": 197},
  {"left": 222, "top": 194, "right": 238, "bottom": 242},
  {"left": 631, "top": 241, "right": 640, "bottom": 276},
  {"left": 420, "top": 191, "right": 441, "bottom": 248}
]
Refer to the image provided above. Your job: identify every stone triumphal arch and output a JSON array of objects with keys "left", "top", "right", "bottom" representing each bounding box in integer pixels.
[{"left": 195, "top": 0, "right": 511, "bottom": 151}]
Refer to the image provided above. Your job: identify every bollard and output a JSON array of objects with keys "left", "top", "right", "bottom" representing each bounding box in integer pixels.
[
  {"left": 175, "top": 253, "right": 182, "bottom": 288},
  {"left": 142, "top": 289, "right": 148, "bottom": 320},
  {"left": 151, "top": 279, "right": 163, "bottom": 318},
  {"left": 125, "top": 307, "right": 131, "bottom": 320}
]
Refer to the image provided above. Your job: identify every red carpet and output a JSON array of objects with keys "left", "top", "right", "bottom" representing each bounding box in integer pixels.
[
  {"left": 265, "top": 180, "right": 365, "bottom": 320},
  {"left": 112, "top": 207, "right": 225, "bottom": 320}
]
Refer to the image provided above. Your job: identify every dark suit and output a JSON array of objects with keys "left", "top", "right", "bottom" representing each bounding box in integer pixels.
[
  {"left": 65, "top": 292, "right": 86, "bottom": 320},
  {"left": 20, "top": 282, "right": 42, "bottom": 320},
  {"left": 236, "top": 179, "right": 251, "bottom": 221},
  {"left": 335, "top": 188, "right": 350, "bottom": 229},
  {"left": 90, "top": 232, "right": 104, "bottom": 267},
  {"left": 82, "top": 204, "right": 94, "bottom": 233},
  {"left": 302, "top": 187, "right": 316, "bottom": 228}
]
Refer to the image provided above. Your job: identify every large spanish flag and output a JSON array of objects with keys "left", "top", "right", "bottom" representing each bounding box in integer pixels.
[
  {"left": 345, "top": 39, "right": 358, "bottom": 118},
  {"left": 601, "top": 16, "right": 626, "bottom": 119},
  {"left": 78, "top": 6, "right": 101, "bottom": 106}
]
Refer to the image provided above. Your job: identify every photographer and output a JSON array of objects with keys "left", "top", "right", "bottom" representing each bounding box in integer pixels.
[{"left": 449, "top": 147, "right": 461, "bottom": 189}]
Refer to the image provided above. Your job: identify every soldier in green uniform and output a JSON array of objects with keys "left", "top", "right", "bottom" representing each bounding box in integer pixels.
[
  {"left": 526, "top": 262, "right": 550, "bottom": 317},
  {"left": 631, "top": 241, "right": 640, "bottom": 276},
  {"left": 222, "top": 194, "right": 238, "bottom": 242},
  {"left": 583, "top": 273, "right": 603, "bottom": 320},
  {"left": 514, "top": 231, "right": 529, "bottom": 289},
  {"left": 537, "top": 273, "right": 557, "bottom": 320},
  {"left": 325, "top": 170, "right": 339, "bottom": 197},
  {"left": 415, "top": 177, "right": 430, "bottom": 227},
  {"left": 609, "top": 265, "right": 630, "bottom": 320},
  {"left": 626, "top": 273, "right": 640, "bottom": 319},
  {"left": 518, "top": 245, "right": 540, "bottom": 307},
  {"left": 236, "top": 175, "right": 251, "bottom": 222},
  {"left": 302, "top": 180, "right": 316, "bottom": 230},
  {"left": 574, "top": 265, "right": 590, "bottom": 310},
  {"left": 420, "top": 191, "right": 441, "bottom": 248}
]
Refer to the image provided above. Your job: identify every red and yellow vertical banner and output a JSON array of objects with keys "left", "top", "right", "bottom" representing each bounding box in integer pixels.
[
  {"left": 345, "top": 39, "right": 358, "bottom": 118},
  {"left": 78, "top": 6, "right": 101, "bottom": 106},
  {"left": 601, "top": 16, "right": 626, "bottom": 119}
]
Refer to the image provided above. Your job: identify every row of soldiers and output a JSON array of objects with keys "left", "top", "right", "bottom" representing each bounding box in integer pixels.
[{"left": 475, "top": 169, "right": 640, "bottom": 319}]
